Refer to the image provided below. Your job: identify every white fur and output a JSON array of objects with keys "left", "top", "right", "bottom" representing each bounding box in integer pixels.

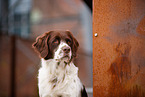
[
  {"left": 38, "top": 41, "right": 83, "bottom": 97},
  {"left": 38, "top": 59, "right": 83, "bottom": 97}
]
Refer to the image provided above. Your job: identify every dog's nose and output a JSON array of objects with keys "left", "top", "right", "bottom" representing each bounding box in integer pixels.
[{"left": 62, "top": 47, "right": 70, "bottom": 53}]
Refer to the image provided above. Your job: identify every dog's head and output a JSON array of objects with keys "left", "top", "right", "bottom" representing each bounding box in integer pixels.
[{"left": 32, "top": 31, "right": 79, "bottom": 62}]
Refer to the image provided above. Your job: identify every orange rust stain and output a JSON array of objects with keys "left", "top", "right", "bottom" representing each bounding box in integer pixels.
[
  {"left": 108, "top": 42, "right": 132, "bottom": 96},
  {"left": 137, "top": 16, "right": 145, "bottom": 36}
]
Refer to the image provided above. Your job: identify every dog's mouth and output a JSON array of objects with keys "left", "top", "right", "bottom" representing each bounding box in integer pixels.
[
  {"left": 63, "top": 54, "right": 70, "bottom": 58},
  {"left": 62, "top": 55, "right": 70, "bottom": 61},
  {"left": 55, "top": 55, "right": 72, "bottom": 64}
]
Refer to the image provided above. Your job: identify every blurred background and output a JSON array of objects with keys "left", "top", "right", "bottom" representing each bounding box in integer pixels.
[{"left": 0, "top": 0, "right": 92, "bottom": 97}]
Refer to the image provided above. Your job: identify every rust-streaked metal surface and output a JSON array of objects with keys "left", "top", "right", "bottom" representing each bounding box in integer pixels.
[{"left": 93, "top": 0, "right": 145, "bottom": 96}]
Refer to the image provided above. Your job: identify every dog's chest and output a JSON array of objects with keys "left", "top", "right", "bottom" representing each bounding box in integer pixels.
[{"left": 38, "top": 59, "right": 83, "bottom": 97}]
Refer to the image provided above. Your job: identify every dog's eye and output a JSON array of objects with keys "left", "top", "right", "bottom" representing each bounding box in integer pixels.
[
  {"left": 53, "top": 39, "right": 59, "bottom": 44},
  {"left": 66, "top": 39, "right": 71, "bottom": 45}
]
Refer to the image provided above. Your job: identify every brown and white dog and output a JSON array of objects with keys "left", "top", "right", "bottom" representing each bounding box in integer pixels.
[{"left": 32, "top": 31, "right": 88, "bottom": 97}]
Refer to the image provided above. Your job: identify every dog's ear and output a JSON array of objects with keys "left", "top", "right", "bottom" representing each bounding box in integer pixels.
[
  {"left": 66, "top": 31, "right": 79, "bottom": 57},
  {"left": 72, "top": 36, "right": 79, "bottom": 57},
  {"left": 32, "top": 32, "right": 51, "bottom": 58}
]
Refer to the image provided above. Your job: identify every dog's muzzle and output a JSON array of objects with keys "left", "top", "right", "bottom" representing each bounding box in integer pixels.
[
  {"left": 62, "top": 46, "right": 70, "bottom": 57},
  {"left": 54, "top": 42, "right": 72, "bottom": 63}
]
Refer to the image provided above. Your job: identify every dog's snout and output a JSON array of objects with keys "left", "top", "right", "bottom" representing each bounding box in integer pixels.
[{"left": 62, "top": 47, "right": 70, "bottom": 53}]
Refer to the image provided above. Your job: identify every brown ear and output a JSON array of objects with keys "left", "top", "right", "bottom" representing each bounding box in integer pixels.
[
  {"left": 32, "top": 32, "right": 51, "bottom": 58},
  {"left": 66, "top": 31, "right": 79, "bottom": 57},
  {"left": 72, "top": 36, "right": 79, "bottom": 57}
]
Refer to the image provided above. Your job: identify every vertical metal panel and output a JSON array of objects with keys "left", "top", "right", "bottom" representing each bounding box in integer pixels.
[{"left": 93, "top": 0, "right": 145, "bottom": 96}]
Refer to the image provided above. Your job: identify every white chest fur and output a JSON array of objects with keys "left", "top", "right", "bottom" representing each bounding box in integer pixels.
[{"left": 38, "top": 59, "right": 83, "bottom": 97}]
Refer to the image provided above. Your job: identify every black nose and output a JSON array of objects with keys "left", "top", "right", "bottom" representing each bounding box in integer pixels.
[{"left": 63, "top": 47, "right": 70, "bottom": 53}]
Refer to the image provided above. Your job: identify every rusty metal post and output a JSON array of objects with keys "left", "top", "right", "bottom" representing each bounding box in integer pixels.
[{"left": 93, "top": 0, "right": 145, "bottom": 96}]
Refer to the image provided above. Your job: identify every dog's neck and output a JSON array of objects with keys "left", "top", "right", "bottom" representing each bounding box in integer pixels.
[
  {"left": 41, "top": 58, "right": 78, "bottom": 75},
  {"left": 39, "top": 58, "right": 82, "bottom": 97}
]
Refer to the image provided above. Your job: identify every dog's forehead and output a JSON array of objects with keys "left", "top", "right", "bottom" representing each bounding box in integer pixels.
[{"left": 50, "top": 31, "right": 72, "bottom": 40}]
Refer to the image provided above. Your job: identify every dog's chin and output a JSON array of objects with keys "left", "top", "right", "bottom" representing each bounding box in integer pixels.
[{"left": 55, "top": 55, "right": 71, "bottom": 64}]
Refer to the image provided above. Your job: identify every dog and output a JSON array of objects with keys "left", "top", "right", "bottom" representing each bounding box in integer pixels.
[{"left": 32, "top": 31, "right": 88, "bottom": 97}]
